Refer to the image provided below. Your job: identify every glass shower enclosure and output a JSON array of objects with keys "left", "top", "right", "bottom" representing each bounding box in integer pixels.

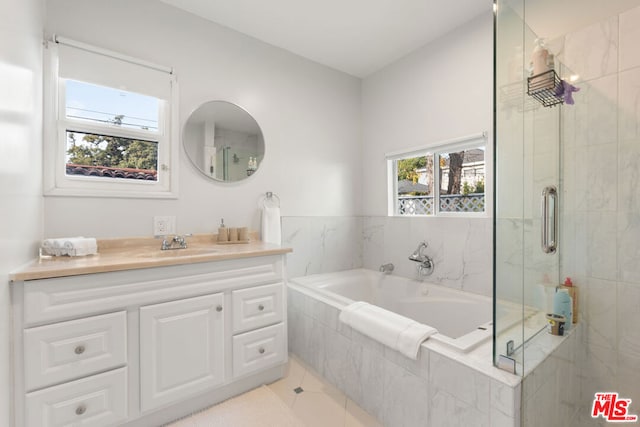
[{"left": 493, "top": 0, "right": 562, "bottom": 375}]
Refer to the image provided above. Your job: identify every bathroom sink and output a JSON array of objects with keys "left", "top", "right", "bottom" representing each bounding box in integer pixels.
[{"left": 134, "top": 247, "right": 219, "bottom": 258}]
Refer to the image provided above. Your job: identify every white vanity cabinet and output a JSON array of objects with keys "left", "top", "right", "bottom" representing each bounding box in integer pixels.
[{"left": 11, "top": 254, "right": 288, "bottom": 427}]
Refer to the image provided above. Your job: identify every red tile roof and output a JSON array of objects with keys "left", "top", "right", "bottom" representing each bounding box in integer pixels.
[{"left": 65, "top": 164, "right": 157, "bottom": 180}]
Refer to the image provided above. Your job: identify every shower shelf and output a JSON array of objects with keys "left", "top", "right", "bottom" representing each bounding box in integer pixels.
[
  {"left": 527, "top": 69, "right": 564, "bottom": 108},
  {"left": 500, "top": 81, "right": 540, "bottom": 112}
]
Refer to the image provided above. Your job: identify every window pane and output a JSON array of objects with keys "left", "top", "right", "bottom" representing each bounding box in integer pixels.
[
  {"left": 438, "top": 147, "right": 485, "bottom": 212},
  {"left": 65, "top": 80, "right": 159, "bottom": 132},
  {"left": 396, "top": 154, "right": 434, "bottom": 215},
  {"left": 66, "top": 131, "right": 158, "bottom": 181}
]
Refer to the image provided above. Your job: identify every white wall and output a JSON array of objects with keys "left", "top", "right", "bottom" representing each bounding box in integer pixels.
[
  {"left": 43, "top": 0, "right": 362, "bottom": 238},
  {"left": 0, "top": 0, "right": 45, "bottom": 423},
  {"left": 361, "top": 11, "right": 493, "bottom": 216},
  {"left": 358, "top": 11, "right": 494, "bottom": 295}
]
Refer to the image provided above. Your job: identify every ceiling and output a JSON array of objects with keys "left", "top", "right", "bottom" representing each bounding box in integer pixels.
[{"left": 158, "top": 0, "right": 491, "bottom": 77}]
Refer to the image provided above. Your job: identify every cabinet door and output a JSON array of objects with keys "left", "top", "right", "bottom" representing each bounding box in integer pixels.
[{"left": 140, "top": 293, "right": 225, "bottom": 412}]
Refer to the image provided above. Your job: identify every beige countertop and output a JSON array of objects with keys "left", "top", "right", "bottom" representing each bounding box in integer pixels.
[{"left": 10, "top": 234, "right": 292, "bottom": 282}]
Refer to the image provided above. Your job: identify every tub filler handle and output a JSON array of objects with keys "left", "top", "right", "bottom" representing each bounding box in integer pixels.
[
  {"left": 409, "top": 242, "right": 434, "bottom": 276},
  {"left": 379, "top": 263, "right": 394, "bottom": 274}
]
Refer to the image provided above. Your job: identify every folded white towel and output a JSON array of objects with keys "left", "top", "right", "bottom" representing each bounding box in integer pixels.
[
  {"left": 261, "top": 206, "right": 282, "bottom": 245},
  {"left": 339, "top": 301, "right": 437, "bottom": 360}
]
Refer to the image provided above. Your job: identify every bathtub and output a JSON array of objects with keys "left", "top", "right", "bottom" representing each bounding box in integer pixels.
[{"left": 289, "top": 268, "right": 493, "bottom": 353}]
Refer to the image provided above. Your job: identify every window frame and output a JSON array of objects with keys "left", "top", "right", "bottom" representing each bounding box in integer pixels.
[
  {"left": 43, "top": 38, "right": 179, "bottom": 199},
  {"left": 386, "top": 133, "right": 491, "bottom": 218}
]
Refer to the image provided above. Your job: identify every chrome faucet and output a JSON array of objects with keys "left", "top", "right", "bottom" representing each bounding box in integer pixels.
[
  {"left": 409, "top": 242, "right": 434, "bottom": 276},
  {"left": 379, "top": 263, "right": 394, "bottom": 274},
  {"left": 161, "top": 234, "right": 191, "bottom": 250}
]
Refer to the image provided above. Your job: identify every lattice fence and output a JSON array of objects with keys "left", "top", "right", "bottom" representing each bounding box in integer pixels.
[
  {"left": 398, "top": 194, "right": 484, "bottom": 215},
  {"left": 398, "top": 196, "right": 435, "bottom": 215}
]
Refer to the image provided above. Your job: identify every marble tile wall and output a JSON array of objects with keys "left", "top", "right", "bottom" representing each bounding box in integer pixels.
[
  {"left": 282, "top": 215, "right": 493, "bottom": 297},
  {"left": 362, "top": 216, "right": 493, "bottom": 297},
  {"left": 281, "top": 216, "right": 363, "bottom": 279},
  {"left": 558, "top": 5, "right": 640, "bottom": 425}
]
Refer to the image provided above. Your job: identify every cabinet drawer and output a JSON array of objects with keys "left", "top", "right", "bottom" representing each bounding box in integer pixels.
[
  {"left": 25, "top": 367, "right": 127, "bottom": 427},
  {"left": 233, "top": 323, "right": 286, "bottom": 378},
  {"left": 24, "top": 311, "right": 127, "bottom": 391},
  {"left": 232, "top": 282, "right": 284, "bottom": 333}
]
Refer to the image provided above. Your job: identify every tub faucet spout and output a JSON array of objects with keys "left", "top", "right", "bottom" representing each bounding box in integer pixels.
[{"left": 409, "top": 242, "right": 434, "bottom": 276}]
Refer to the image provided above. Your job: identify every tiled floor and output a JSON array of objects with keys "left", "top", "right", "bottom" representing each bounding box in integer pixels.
[{"left": 266, "top": 354, "right": 383, "bottom": 427}]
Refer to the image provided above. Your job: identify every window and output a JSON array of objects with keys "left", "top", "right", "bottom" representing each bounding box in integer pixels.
[
  {"left": 44, "top": 36, "right": 178, "bottom": 198},
  {"left": 387, "top": 134, "right": 488, "bottom": 216}
]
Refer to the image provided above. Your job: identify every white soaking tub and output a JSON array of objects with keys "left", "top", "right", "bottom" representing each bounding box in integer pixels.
[{"left": 290, "top": 268, "right": 493, "bottom": 352}]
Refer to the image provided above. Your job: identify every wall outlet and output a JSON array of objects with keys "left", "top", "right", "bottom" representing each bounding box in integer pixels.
[{"left": 153, "top": 216, "right": 176, "bottom": 236}]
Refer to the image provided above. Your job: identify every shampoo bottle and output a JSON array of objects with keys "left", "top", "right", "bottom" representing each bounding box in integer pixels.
[
  {"left": 531, "top": 38, "right": 549, "bottom": 75},
  {"left": 561, "top": 277, "right": 578, "bottom": 324},
  {"left": 530, "top": 38, "right": 554, "bottom": 90},
  {"left": 552, "top": 288, "right": 572, "bottom": 331}
]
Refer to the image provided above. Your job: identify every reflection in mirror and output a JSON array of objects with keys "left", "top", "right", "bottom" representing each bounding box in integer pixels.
[{"left": 183, "top": 101, "right": 265, "bottom": 182}]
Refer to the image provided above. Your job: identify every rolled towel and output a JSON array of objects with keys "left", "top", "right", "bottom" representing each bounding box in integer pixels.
[
  {"left": 42, "top": 237, "right": 97, "bottom": 257},
  {"left": 339, "top": 301, "right": 437, "bottom": 360},
  {"left": 63, "top": 237, "right": 97, "bottom": 257},
  {"left": 62, "top": 237, "right": 95, "bottom": 250},
  {"left": 41, "top": 238, "right": 64, "bottom": 256}
]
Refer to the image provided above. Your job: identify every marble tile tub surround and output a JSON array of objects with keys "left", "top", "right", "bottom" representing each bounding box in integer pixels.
[
  {"left": 557, "top": 4, "right": 640, "bottom": 425},
  {"left": 282, "top": 215, "right": 492, "bottom": 297},
  {"left": 289, "top": 281, "right": 589, "bottom": 427},
  {"left": 521, "top": 327, "right": 582, "bottom": 427},
  {"left": 288, "top": 285, "right": 523, "bottom": 427}
]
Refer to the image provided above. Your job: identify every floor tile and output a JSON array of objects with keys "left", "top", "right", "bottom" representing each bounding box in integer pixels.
[
  {"left": 291, "top": 390, "right": 347, "bottom": 427},
  {"left": 267, "top": 355, "right": 308, "bottom": 407},
  {"left": 169, "top": 354, "right": 380, "bottom": 427},
  {"left": 345, "top": 398, "right": 384, "bottom": 427},
  {"left": 300, "top": 367, "right": 346, "bottom": 400}
]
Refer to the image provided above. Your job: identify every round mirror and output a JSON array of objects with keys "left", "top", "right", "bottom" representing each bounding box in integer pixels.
[{"left": 183, "top": 101, "right": 265, "bottom": 182}]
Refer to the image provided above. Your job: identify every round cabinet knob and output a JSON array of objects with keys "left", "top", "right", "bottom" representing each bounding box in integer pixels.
[
  {"left": 258, "top": 304, "right": 265, "bottom": 311},
  {"left": 74, "top": 345, "right": 85, "bottom": 355},
  {"left": 258, "top": 348, "right": 265, "bottom": 354},
  {"left": 216, "top": 305, "right": 223, "bottom": 312},
  {"left": 75, "top": 405, "right": 87, "bottom": 415}
]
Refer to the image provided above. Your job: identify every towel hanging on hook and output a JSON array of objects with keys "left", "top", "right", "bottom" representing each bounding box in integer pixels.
[{"left": 261, "top": 192, "right": 281, "bottom": 244}]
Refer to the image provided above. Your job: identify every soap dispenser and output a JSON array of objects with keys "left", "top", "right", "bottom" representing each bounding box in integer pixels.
[
  {"left": 217, "top": 218, "right": 228, "bottom": 242},
  {"left": 552, "top": 287, "right": 572, "bottom": 331}
]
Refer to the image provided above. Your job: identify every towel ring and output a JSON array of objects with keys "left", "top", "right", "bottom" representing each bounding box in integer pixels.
[{"left": 261, "top": 191, "right": 280, "bottom": 208}]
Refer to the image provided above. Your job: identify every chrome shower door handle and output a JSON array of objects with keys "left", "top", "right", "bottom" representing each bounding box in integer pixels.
[{"left": 541, "top": 186, "right": 558, "bottom": 254}]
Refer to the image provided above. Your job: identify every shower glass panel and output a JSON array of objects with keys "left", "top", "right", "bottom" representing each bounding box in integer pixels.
[{"left": 493, "top": 0, "right": 561, "bottom": 375}]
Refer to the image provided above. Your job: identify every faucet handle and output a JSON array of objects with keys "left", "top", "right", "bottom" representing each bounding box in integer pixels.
[{"left": 379, "top": 263, "right": 394, "bottom": 274}]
